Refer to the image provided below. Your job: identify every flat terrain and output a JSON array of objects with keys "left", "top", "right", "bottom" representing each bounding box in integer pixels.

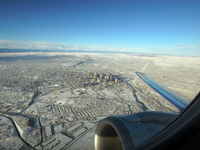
[{"left": 0, "top": 52, "right": 199, "bottom": 150}]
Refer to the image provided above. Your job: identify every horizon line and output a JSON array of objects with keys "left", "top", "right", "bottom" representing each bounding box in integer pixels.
[{"left": 0, "top": 48, "right": 199, "bottom": 57}]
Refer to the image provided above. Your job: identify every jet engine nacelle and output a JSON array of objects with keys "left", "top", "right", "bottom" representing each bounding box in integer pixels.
[{"left": 95, "top": 111, "right": 177, "bottom": 150}]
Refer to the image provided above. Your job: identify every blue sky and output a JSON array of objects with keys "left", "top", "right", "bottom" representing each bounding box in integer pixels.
[{"left": 0, "top": 0, "right": 200, "bottom": 55}]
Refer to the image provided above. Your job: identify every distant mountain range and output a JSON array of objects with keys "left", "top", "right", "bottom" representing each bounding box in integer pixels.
[
  {"left": 0, "top": 48, "right": 146, "bottom": 54},
  {"left": 0, "top": 48, "right": 99, "bottom": 53},
  {"left": 0, "top": 48, "right": 194, "bottom": 57}
]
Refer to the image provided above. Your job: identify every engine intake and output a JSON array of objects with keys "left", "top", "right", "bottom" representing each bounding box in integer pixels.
[{"left": 95, "top": 111, "right": 178, "bottom": 150}]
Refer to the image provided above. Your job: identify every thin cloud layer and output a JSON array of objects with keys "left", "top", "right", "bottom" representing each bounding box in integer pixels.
[
  {"left": 0, "top": 39, "right": 89, "bottom": 50},
  {"left": 0, "top": 39, "right": 116, "bottom": 52},
  {"left": 0, "top": 39, "right": 199, "bottom": 56}
]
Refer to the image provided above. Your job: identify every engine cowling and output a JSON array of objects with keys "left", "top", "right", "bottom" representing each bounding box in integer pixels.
[{"left": 95, "top": 111, "right": 177, "bottom": 150}]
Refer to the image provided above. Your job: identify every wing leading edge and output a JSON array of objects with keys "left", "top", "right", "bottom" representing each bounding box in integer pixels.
[{"left": 136, "top": 72, "right": 189, "bottom": 112}]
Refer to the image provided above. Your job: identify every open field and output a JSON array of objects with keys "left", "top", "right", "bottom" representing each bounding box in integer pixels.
[{"left": 0, "top": 52, "right": 199, "bottom": 150}]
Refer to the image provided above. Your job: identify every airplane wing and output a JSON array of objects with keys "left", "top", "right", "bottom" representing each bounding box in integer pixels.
[{"left": 135, "top": 72, "right": 189, "bottom": 112}]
